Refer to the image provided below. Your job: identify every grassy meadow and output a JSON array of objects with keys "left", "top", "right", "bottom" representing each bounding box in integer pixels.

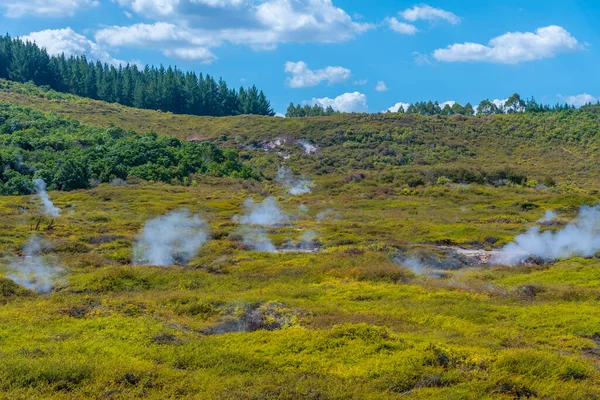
[{"left": 1, "top": 81, "right": 600, "bottom": 398}]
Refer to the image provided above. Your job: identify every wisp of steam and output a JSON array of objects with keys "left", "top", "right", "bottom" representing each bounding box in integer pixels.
[
  {"left": 233, "top": 197, "right": 289, "bottom": 226},
  {"left": 298, "top": 230, "right": 317, "bottom": 250},
  {"left": 7, "top": 236, "right": 63, "bottom": 293},
  {"left": 403, "top": 258, "right": 427, "bottom": 275},
  {"left": 233, "top": 197, "right": 290, "bottom": 252},
  {"left": 33, "top": 179, "right": 60, "bottom": 217},
  {"left": 537, "top": 210, "right": 557, "bottom": 223},
  {"left": 298, "top": 140, "right": 318, "bottom": 154},
  {"left": 493, "top": 205, "right": 600, "bottom": 265},
  {"left": 133, "top": 209, "right": 210, "bottom": 266},
  {"left": 241, "top": 227, "right": 277, "bottom": 253},
  {"left": 276, "top": 166, "right": 313, "bottom": 195}
]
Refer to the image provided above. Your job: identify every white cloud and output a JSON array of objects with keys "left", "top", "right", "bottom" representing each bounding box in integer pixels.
[
  {"left": 285, "top": 61, "right": 351, "bottom": 88},
  {"left": 95, "top": 22, "right": 214, "bottom": 48},
  {"left": 493, "top": 98, "right": 507, "bottom": 109},
  {"left": 433, "top": 25, "right": 582, "bottom": 64},
  {"left": 386, "top": 17, "right": 418, "bottom": 35},
  {"left": 164, "top": 48, "right": 217, "bottom": 63},
  {"left": 353, "top": 79, "right": 367, "bottom": 85},
  {"left": 440, "top": 100, "right": 456, "bottom": 108},
  {"left": 400, "top": 4, "right": 460, "bottom": 25},
  {"left": 412, "top": 51, "right": 432, "bottom": 65},
  {"left": 559, "top": 93, "right": 598, "bottom": 107},
  {"left": 311, "top": 92, "right": 368, "bottom": 112},
  {"left": 0, "top": 0, "right": 98, "bottom": 18},
  {"left": 375, "top": 81, "right": 388, "bottom": 92},
  {"left": 472, "top": 98, "right": 508, "bottom": 114},
  {"left": 21, "top": 28, "right": 127, "bottom": 66},
  {"left": 386, "top": 102, "right": 410, "bottom": 112},
  {"left": 102, "top": 0, "right": 372, "bottom": 61}
]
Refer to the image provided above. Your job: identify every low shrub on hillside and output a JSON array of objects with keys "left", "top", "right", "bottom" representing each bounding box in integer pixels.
[{"left": 0, "top": 104, "right": 259, "bottom": 195}]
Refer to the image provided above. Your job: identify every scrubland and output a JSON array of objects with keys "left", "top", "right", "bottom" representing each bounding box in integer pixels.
[{"left": 1, "top": 80, "right": 600, "bottom": 398}]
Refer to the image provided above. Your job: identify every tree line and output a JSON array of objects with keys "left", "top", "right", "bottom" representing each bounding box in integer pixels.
[
  {"left": 285, "top": 103, "right": 340, "bottom": 117},
  {"left": 395, "top": 94, "right": 578, "bottom": 116},
  {"left": 286, "top": 93, "right": 588, "bottom": 118},
  {"left": 0, "top": 35, "right": 274, "bottom": 117}
]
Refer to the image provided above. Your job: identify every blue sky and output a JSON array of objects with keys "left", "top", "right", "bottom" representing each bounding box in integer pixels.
[{"left": 1, "top": 0, "right": 599, "bottom": 114}]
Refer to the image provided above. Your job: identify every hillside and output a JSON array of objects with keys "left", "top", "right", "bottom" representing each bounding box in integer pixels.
[
  {"left": 1, "top": 80, "right": 600, "bottom": 399},
  {"left": 1, "top": 80, "right": 600, "bottom": 187}
]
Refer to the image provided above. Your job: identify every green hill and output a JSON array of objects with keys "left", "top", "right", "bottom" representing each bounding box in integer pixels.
[
  {"left": 1, "top": 79, "right": 600, "bottom": 399},
  {"left": 1, "top": 79, "right": 599, "bottom": 188}
]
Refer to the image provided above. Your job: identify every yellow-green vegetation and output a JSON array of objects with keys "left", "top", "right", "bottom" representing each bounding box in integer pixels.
[
  {"left": 2, "top": 81, "right": 600, "bottom": 399},
  {"left": 1, "top": 179, "right": 600, "bottom": 399}
]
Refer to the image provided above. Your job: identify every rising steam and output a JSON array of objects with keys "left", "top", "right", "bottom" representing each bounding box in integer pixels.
[
  {"left": 233, "top": 197, "right": 289, "bottom": 226},
  {"left": 7, "top": 236, "right": 64, "bottom": 293},
  {"left": 402, "top": 258, "right": 427, "bottom": 275},
  {"left": 537, "top": 210, "right": 557, "bottom": 224},
  {"left": 33, "top": 179, "right": 60, "bottom": 217},
  {"left": 233, "top": 197, "right": 288, "bottom": 252},
  {"left": 493, "top": 205, "right": 600, "bottom": 265},
  {"left": 298, "top": 140, "right": 318, "bottom": 154},
  {"left": 298, "top": 230, "right": 317, "bottom": 250},
  {"left": 276, "top": 166, "right": 313, "bottom": 195},
  {"left": 133, "top": 209, "right": 210, "bottom": 266},
  {"left": 240, "top": 227, "right": 277, "bottom": 253}
]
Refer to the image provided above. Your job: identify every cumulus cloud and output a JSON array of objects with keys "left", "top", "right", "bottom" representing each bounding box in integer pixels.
[
  {"left": 433, "top": 25, "right": 582, "bottom": 64},
  {"left": 400, "top": 4, "right": 460, "bottom": 25},
  {"left": 375, "top": 81, "right": 389, "bottom": 92},
  {"left": 164, "top": 48, "right": 218, "bottom": 63},
  {"left": 311, "top": 92, "right": 368, "bottom": 113},
  {"left": 386, "top": 102, "right": 410, "bottom": 113},
  {"left": 387, "top": 100, "right": 459, "bottom": 113},
  {"left": 493, "top": 98, "right": 507, "bottom": 109},
  {"left": 558, "top": 93, "right": 598, "bottom": 107},
  {"left": 22, "top": 28, "right": 127, "bottom": 66},
  {"left": 0, "top": 0, "right": 98, "bottom": 18},
  {"left": 285, "top": 61, "right": 351, "bottom": 88},
  {"left": 99, "top": 0, "right": 372, "bottom": 60},
  {"left": 95, "top": 22, "right": 213, "bottom": 48},
  {"left": 386, "top": 17, "right": 418, "bottom": 35}
]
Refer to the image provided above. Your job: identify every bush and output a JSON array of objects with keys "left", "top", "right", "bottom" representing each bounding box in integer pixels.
[{"left": 0, "top": 103, "right": 260, "bottom": 195}]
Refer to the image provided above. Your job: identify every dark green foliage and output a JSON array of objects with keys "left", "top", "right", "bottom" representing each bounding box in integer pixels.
[
  {"left": 0, "top": 103, "right": 259, "bottom": 194},
  {"left": 286, "top": 103, "right": 339, "bottom": 117},
  {"left": 0, "top": 278, "right": 33, "bottom": 299},
  {"left": 0, "top": 35, "right": 274, "bottom": 117}
]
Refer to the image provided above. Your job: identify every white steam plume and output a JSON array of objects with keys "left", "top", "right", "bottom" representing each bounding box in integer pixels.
[
  {"left": 233, "top": 197, "right": 290, "bottom": 252},
  {"left": 233, "top": 197, "right": 289, "bottom": 226},
  {"left": 33, "top": 179, "right": 60, "bottom": 217},
  {"left": 403, "top": 258, "right": 427, "bottom": 275},
  {"left": 298, "top": 230, "right": 317, "bottom": 250},
  {"left": 8, "top": 236, "right": 64, "bottom": 293},
  {"left": 133, "top": 209, "right": 209, "bottom": 266},
  {"left": 277, "top": 166, "right": 313, "bottom": 195},
  {"left": 298, "top": 140, "right": 318, "bottom": 154},
  {"left": 537, "top": 210, "right": 557, "bottom": 223},
  {"left": 493, "top": 205, "right": 600, "bottom": 265},
  {"left": 241, "top": 227, "right": 277, "bottom": 253}
]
